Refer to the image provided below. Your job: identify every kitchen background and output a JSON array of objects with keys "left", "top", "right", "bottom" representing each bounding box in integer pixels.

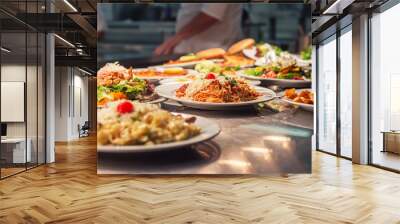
[{"left": 97, "top": 3, "right": 311, "bottom": 64}]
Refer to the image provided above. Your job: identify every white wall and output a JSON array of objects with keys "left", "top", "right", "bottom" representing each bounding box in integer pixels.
[
  {"left": 55, "top": 66, "right": 69, "bottom": 141},
  {"left": 1, "top": 65, "right": 26, "bottom": 143},
  {"left": 1, "top": 65, "right": 35, "bottom": 138},
  {"left": 74, "top": 73, "right": 89, "bottom": 121},
  {"left": 54, "top": 67, "right": 89, "bottom": 141}
]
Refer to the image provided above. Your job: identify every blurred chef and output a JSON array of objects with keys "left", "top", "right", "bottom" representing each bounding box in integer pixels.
[{"left": 154, "top": 3, "right": 243, "bottom": 55}]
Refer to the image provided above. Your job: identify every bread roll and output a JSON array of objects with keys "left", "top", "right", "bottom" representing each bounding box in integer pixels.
[
  {"left": 195, "top": 48, "right": 226, "bottom": 59},
  {"left": 227, "top": 38, "right": 255, "bottom": 55},
  {"left": 163, "top": 67, "right": 187, "bottom": 75}
]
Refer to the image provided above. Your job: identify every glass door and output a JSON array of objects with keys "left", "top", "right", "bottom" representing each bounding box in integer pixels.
[
  {"left": 0, "top": 24, "right": 28, "bottom": 178},
  {"left": 317, "top": 35, "right": 337, "bottom": 154},
  {"left": 339, "top": 26, "right": 352, "bottom": 158},
  {"left": 0, "top": 1, "right": 46, "bottom": 179},
  {"left": 370, "top": 2, "right": 400, "bottom": 171}
]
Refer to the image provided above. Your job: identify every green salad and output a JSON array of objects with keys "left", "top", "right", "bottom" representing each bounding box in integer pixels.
[
  {"left": 274, "top": 46, "right": 282, "bottom": 56},
  {"left": 97, "top": 78, "right": 148, "bottom": 105},
  {"left": 255, "top": 43, "right": 269, "bottom": 56},
  {"left": 195, "top": 61, "right": 221, "bottom": 74},
  {"left": 195, "top": 61, "right": 240, "bottom": 75},
  {"left": 243, "top": 66, "right": 306, "bottom": 80},
  {"left": 277, "top": 72, "right": 303, "bottom": 79},
  {"left": 244, "top": 67, "right": 265, "bottom": 77},
  {"left": 300, "top": 46, "right": 312, "bottom": 60}
]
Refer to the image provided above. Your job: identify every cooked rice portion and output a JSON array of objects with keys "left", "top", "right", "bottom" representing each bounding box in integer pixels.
[{"left": 97, "top": 101, "right": 201, "bottom": 146}]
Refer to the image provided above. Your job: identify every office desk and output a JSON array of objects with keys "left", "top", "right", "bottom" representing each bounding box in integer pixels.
[{"left": 1, "top": 138, "right": 31, "bottom": 164}]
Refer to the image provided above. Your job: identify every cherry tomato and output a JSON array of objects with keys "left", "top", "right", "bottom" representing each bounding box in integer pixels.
[
  {"left": 117, "top": 101, "right": 134, "bottom": 114},
  {"left": 205, "top": 73, "right": 216, "bottom": 79}
]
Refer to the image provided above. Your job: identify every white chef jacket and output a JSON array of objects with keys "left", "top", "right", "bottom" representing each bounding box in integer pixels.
[{"left": 174, "top": 3, "right": 243, "bottom": 54}]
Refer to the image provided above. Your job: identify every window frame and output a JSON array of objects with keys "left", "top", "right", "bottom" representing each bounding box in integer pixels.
[{"left": 315, "top": 21, "right": 353, "bottom": 160}]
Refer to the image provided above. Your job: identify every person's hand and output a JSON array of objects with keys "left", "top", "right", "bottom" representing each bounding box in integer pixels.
[{"left": 154, "top": 35, "right": 182, "bottom": 56}]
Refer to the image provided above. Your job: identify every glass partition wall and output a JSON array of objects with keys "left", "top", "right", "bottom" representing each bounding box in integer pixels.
[
  {"left": 339, "top": 26, "right": 352, "bottom": 159},
  {"left": 0, "top": 2, "right": 46, "bottom": 179},
  {"left": 316, "top": 25, "right": 353, "bottom": 159},
  {"left": 317, "top": 35, "right": 337, "bottom": 155},
  {"left": 370, "top": 2, "right": 400, "bottom": 172}
]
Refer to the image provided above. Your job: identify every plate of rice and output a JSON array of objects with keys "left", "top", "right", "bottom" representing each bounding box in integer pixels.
[{"left": 97, "top": 100, "right": 220, "bottom": 153}]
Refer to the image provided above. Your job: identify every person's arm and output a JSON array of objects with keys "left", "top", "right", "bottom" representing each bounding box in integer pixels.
[
  {"left": 178, "top": 12, "right": 221, "bottom": 40},
  {"left": 97, "top": 8, "right": 108, "bottom": 40},
  {"left": 154, "top": 12, "right": 219, "bottom": 56}
]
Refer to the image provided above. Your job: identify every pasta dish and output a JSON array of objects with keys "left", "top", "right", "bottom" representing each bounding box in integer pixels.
[
  {"left": 97, "top": 100, "right": 201, "bottom": 146},
  {"left": 175, "top": 73, "right": 262, "bottom": 103}
]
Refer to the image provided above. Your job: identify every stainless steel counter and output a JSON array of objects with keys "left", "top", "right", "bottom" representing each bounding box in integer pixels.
[{"left": 98, "top": 101, "right": 313, "bottom": 175}]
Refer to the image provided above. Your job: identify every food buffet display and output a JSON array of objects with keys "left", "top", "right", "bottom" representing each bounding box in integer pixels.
[{"left": 97, "top": 38, "right": 314, "bottom": 174}]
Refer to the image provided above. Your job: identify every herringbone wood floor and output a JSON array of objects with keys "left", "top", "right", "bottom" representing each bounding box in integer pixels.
[{"left": 0, "top": 136, "right": 400, "bottom": 224}]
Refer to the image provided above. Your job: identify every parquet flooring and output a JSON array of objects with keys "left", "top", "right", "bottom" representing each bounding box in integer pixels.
[
  {"left": 0, "top": 136, "right": 400, "bottom": 224},
  {"left": 1, "top": 167, "right": 26, "bottom": 177}
]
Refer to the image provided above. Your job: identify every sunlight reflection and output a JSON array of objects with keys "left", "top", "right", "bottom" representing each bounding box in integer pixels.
[
  {"left": 218, "top": 160, "right": 251, "bottom": 168},
  {"left": 263, "top": 135, "right": 293, "bottom": 151},
  {"left": 242, "top": 147, "right": 272, "bottom": 161},
  {"left": 263, "top": 135, "right": 291, "bottom": 142}
]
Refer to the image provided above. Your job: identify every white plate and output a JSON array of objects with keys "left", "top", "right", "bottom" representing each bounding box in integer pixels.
[
  {"left": 132, "top": 68, "right": 199, "bottom": 82},
  {"left": 159, "top": 74, "right": 201, "bottom": 85},
  {"left": 159, "top": 77, "right": 195, "bottom": 85},
  {"left": 160, "top": 77, "right": 261, "bottom": 86},
  {"left": 246, "top": 49, "right": 311, "bottom": 67},
  {"left": 154, "top": 59, "right": 224, "bottom": 69},
  {"left": 146, "top": 97, "right": 167, "bottom": 104},
  {"left": 97, "top": 96, "right": 166, "bottom": 109},
  {"left": 97, "top": 114, "right": 220, "bottom": 153},
  {"left": 238, "top": 70, "right": 312, "bottom": 85},
  {"left": 242, "top": 44, "right": 275, "bottom": 61},
  {"left": 155, "top": 83, "right": 276, "bottom": 110},
  {"left": 279, "top": 89, "right": 314, "bottom": 112}
]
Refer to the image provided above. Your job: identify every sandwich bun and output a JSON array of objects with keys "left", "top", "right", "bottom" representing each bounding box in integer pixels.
[
  {"left": 227, "top": 38, "right": 255, "bottom": 55},
  {"left": 178, "top": 55, "right": 198, "bottom": 62},
  {"left": 163, "top": 67, "right": 187, "bottom": 75},
  {"left": 195, "top": 48, "right": 226, "bottom": 59}
]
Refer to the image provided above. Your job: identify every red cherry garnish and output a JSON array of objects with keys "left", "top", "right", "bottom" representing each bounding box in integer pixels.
[
  {"left": 205, "top": 73, "right": 216, "bottom": 79},
  {"left": 117, "top": 101, "right": 134, "bottom": 114}
]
